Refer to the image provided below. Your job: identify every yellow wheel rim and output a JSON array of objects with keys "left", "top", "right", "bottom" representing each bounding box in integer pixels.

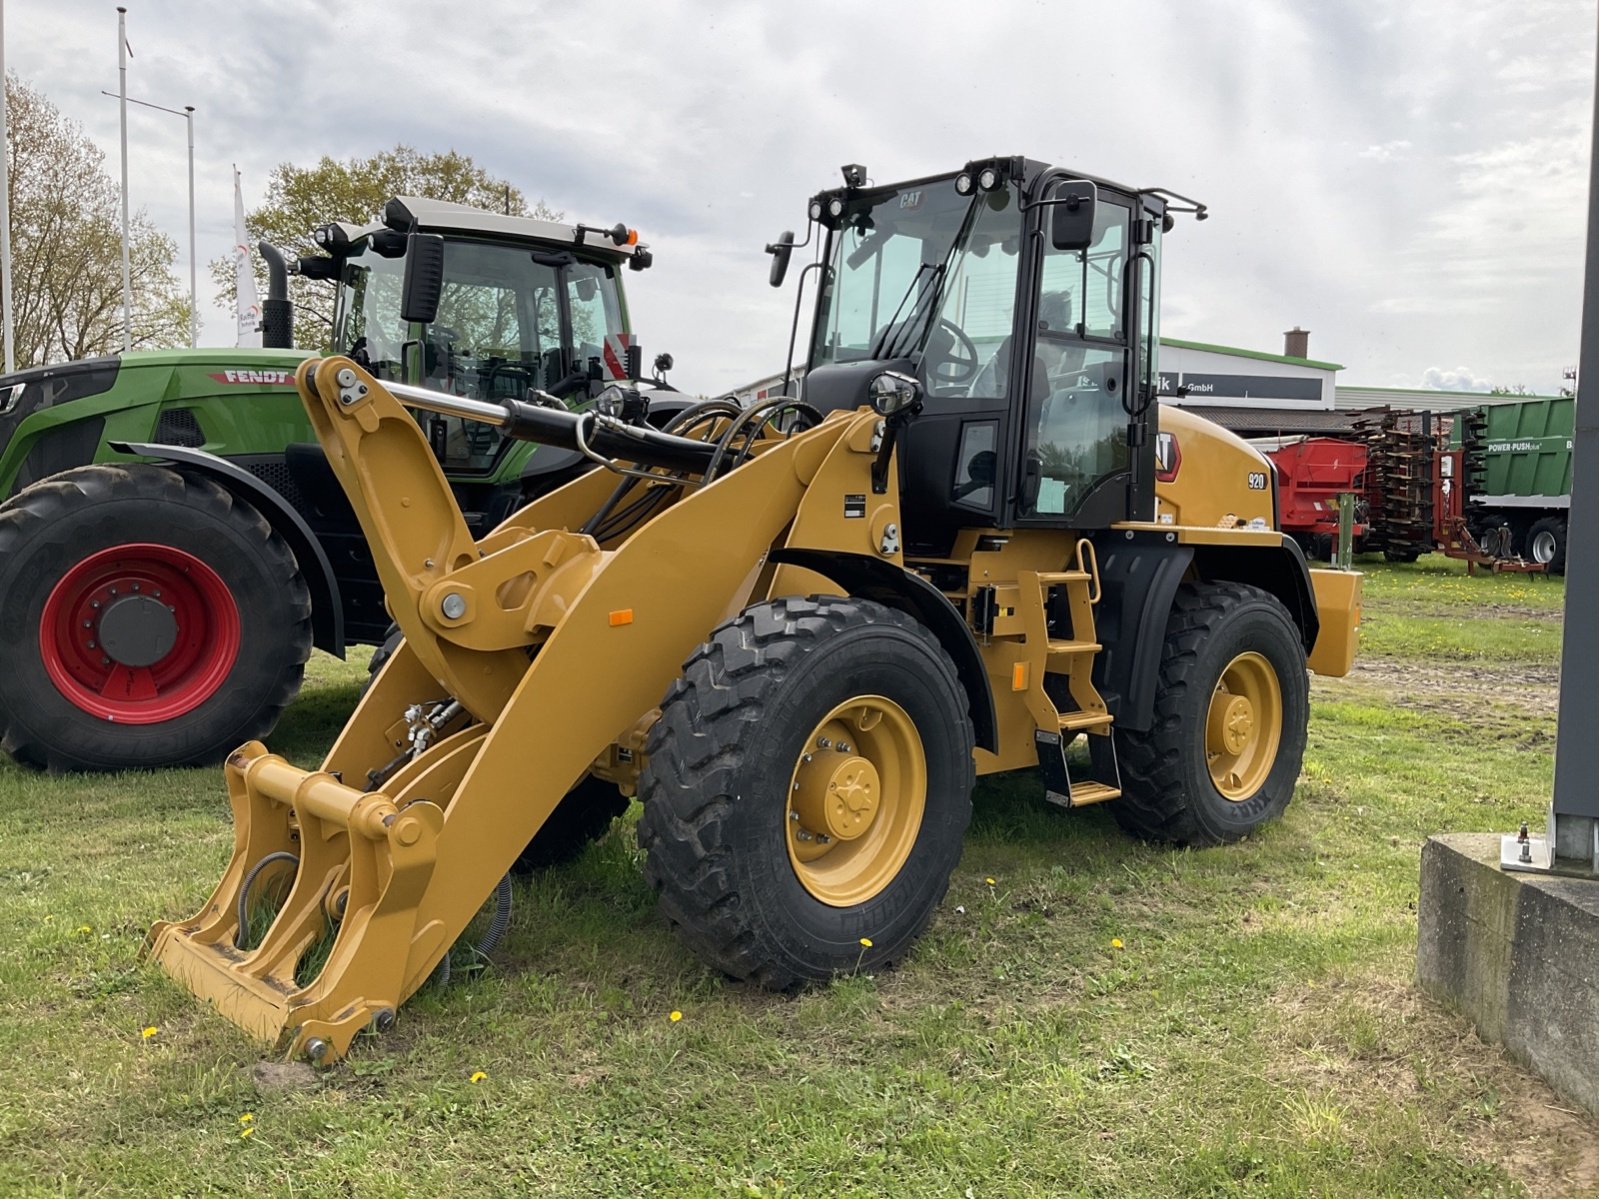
[
  {"left": 785, "top": 695, "right": 927, "bottom": 907},
  {"left": 1205, "top": 651, "right": 1283, "bottom": 801}
]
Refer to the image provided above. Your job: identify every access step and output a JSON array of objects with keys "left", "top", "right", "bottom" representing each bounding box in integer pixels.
[{"left": 1058, "top": 710, "right": 1112, "bottom": 732}]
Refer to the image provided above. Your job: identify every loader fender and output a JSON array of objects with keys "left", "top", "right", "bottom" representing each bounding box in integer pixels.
[
  {"left": 766, "top": 547, "right": 998, "bottom": 753},
  {"left": 1089, "top": 533, "right": 1193, "bottom": 735},
  {"left": 110, "top": 440, "right": 345, "bottom": 657},
  {"left": 1189, "top": 537, "right": 1320, "bottom": 654}
]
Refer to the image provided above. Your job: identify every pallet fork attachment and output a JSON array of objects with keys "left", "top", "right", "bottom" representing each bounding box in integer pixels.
[{"left": 147, "top": 357, "right": 900, "bottom": 1063}]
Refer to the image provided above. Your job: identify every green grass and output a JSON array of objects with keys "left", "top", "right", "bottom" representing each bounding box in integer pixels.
[{"left": 0, "top": 561, "right": 1589, "bottom": 1197}]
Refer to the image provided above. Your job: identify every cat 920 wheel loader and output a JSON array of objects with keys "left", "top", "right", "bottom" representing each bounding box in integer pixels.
[{"left": 148, "top": 156, "right": 1361, "bottom": 1065}]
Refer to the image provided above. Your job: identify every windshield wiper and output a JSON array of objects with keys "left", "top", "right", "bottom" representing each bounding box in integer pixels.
[{"left": 870, "top": 260, "right": 946, "bottom": 361}]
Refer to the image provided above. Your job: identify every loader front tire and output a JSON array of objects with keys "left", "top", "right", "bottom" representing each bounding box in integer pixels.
[
  {"left": 637, "top": 597, "right": 974, "bottom": 989},
  {"left": 0, "top": 464, "right": 312, "bottom": 772},
  {"left": 1111, "top": 581, "right": 1308, "bottom": 846}
]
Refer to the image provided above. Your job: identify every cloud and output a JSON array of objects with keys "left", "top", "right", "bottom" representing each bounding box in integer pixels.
[
  {"left": 1359, "top": 140, "right": 1412, "bottom": 161},
  {"left": 2, "top": 0, "right": 1590, "bottom": 398},
  {"left": 1419, "top": 366, "right": 1492, "bottom": 392}
]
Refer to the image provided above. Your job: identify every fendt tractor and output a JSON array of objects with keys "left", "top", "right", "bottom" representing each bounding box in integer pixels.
[
  {"left": 149, "top": 156, "right": 1361, "bottom": 1064},
  {"left": 0, "top": 196, "right": 676, "bottom": 772}
]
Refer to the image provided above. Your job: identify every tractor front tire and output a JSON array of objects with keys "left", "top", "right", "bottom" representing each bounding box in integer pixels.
[
  {"left": 637, "top": 597, "right": 974, "bottom": 989},
  {"left": 0, "top": 464, "right": 312, "bottom": 771},
  {"left": 1112, "top": 581, "right": 1309, "bottom": 846}
]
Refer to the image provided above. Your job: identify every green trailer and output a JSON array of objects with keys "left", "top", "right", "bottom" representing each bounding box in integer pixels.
[
  {"left": 0, "top": 196, "right": 681, "bottom": 771},
  {"left": 1461, "top": 395, "right": 1574, "bottom": 572}
]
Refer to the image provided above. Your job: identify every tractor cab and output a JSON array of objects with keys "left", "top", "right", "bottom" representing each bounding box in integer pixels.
[
  {"left": 315, "top": 197, "right": 651, "bottom": 474},
  {"left": 779, "top": 157, "right": 1195, "bottom": 555}
]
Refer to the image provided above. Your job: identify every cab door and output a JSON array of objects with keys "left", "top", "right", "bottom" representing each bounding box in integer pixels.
[{"left": 1011, "top": 196, "right": 1135, "bottom": 529}]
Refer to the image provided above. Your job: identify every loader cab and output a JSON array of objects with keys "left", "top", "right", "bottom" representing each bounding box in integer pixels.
[
  {"left": 330, "top": 208, "right": 636, "bottom": 475},
  {"left": 796, "top": 158, "right": 1168, "bottom": 555}
]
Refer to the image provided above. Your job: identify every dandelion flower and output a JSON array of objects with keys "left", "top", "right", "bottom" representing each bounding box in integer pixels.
[
  {"left": 859, "top": 937, "right": 873, "bottom": 948},
  {"left": 985, "top": 877, "right": 996, "bottom": 886},
  {"left": 469, "top": 1070, "right": 487, "bottom": 1084},
  {"left": 239, "top": 1127, "right": 254, "bottom": 1139},
  {"left": 238, "top": 1113, "right": 253, "bottom": 1125},
  {"left": 140, "top": 1026, "right": 158, "bottom": 1039},
  {"left": 75, "top": 924, "right": 92, "bottom": 935},
  {"left": 1110, "top": 938, "right": 1124, "bottom": 949},
  {"left": 669, "top": 1010, "right": 683, "bottom": 1023}
]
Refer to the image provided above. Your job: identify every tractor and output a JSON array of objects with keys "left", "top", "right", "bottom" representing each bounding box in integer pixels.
[
  {"left": 0, "top": 196, "right": 675, "bottom": 772},
  {"left": 149, "top": 156, "right": 1361, "bottom": 1064}
]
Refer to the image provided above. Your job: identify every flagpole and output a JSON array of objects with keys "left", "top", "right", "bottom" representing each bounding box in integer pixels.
[
  {"left": 184, "top": 106, "right": 196, "bottom": 348},
  {"left": 116, "top": 6, "right": 131, "bottom": 353},
  {"left": 0, "top": 0, "right": 15, "bottom": 373}
]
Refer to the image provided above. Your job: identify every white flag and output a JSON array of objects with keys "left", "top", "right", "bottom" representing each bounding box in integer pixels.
[{"left": 234, "top": 166, "right": 262, "bottom": 348}]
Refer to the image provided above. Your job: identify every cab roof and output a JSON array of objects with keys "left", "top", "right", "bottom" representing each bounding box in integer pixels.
[{"left": 362, "top": 195, "right": 648, "bottom": 261}]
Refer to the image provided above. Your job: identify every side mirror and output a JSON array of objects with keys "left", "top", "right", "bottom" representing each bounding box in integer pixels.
[
  {"left": 400, "top": 232, "right": 445, "bottom": 324},
  {"left": 766, "top": 230, "right": 795, "bottom": 288},
  {"left": 1050, "top": 182, "right": 1098, "bottom": 252}
]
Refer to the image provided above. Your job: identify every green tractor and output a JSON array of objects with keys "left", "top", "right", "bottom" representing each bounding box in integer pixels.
[{"left": 0, "top": 196, "right": 678, "bottom": 771}]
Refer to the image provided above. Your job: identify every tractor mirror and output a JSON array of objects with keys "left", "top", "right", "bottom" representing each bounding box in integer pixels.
[
  {"left": 400, "top": 233, "right": 446, "bottom": 324},
  {"left": 766, "top": 230, "right": 796, "bottom": 288},
  {"left": 1050, "top": 182, "right": 1098, "bottom": 252}
]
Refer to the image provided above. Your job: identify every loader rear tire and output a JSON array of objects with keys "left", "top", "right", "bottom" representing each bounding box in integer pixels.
[
  {"left": 513, "top": 775, "right": 630, "bottom": 872},
  {"left": 0, "top": 464, "right": 312, "bottom": 772},
  {"left": 1111, "top": 581, "right": 1308, "bottom": 847},
  {"left": 637, "top": 596, "right": 974, "bottom": 989}
]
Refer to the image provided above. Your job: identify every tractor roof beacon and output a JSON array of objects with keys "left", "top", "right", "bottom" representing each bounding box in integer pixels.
[
  {"left": 0, "top": 195, "right": 675, "bottom": 773},
  {"left": 149, "top": 156, "right": 1363, "bottom": 1065}
]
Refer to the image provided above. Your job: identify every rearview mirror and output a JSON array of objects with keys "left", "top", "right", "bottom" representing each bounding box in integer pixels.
[
  {"left": 400, "top": 232, "right": 446, "bottom": 324},
  {"left": 1050, "top": 182, "right": 1098, "bottom": 252},
  {"left": 766, "top": 230, "right": 795, "bottom": 288}
]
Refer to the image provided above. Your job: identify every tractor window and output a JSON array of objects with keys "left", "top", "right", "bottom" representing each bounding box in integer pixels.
[
  {"left": 339, "top": 251, "right": 408, "bottom": 382},
  {"left": 566, "top": 261, "right": 622, "bottom": 378},
  {"left": 936, "top": 188, "right": 1020, "bottom": 400},
  {"left": 1037, "top": 202, "right": 1128, "bottom": 342}
]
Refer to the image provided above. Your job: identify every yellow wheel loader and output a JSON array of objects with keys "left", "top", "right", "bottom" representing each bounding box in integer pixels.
[{"left": 148, "top": 156, "right": 1361, "bottom": 1064}]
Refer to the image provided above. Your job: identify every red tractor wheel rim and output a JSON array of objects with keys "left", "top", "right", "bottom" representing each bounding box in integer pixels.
[{"left": 39, "top": 543, "right": 241, "bottom": 724}]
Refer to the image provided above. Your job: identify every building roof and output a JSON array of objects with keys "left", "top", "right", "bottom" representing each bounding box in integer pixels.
[
  {"left": 1160, "top": 337, "right": 1344, "bottom": 372},
  {"left": 1335, "top": 384, "right": 1565, "bottom": 412},
  {"left": 1172, "top": 405, "right": 1365, "bottom": 435}
]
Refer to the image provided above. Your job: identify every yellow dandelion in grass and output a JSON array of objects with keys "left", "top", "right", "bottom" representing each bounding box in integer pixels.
[
  {"left": 238, "top": 1113, "right": 253, "bottom": 1125},
  {"left": 1110, "top": 938, "right": 1124, "bottom": 949},
  {"left": 140, "top": 1026, "right": 158, "bottom": 1040},
  {"left": 75, "top": 924, "right": 92, "bottom": 936},
  {"left": 859, "top": 937, "right": 873, "bottom": 948},
  {"left": 239, "top": 1127, "right": 254, "bottom": 1140},
  {"left": 469, "top": 1071, "right": 487, "bottom": 1084},
  {"left": 669, "top": 1010, "right": 683, "bottom": 1023},
  {"left": 985, "top": 877, "right": 996, "bottom": 887}
]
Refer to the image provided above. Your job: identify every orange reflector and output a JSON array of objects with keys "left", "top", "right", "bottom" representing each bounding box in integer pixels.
[
  {"left": 1011, "top": 662, "right": 1028, "bottom": 692},
  {"left": 626, "top": 228, "right": 639, "bottom": 245},
  {"left": 609, "top": 609, "right": 634, "bottom": 627}
]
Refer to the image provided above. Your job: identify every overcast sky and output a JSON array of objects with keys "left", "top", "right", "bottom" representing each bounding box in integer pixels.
[{"left": 7, "top": 0, "right": 1595, "bottom": 396}]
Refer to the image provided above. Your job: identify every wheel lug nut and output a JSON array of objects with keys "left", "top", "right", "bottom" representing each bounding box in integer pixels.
[
  {"left": 817, "top": 735, "right": 830, "bottom": 748},
  {"left": 131, "top": 583, "right": 140, "bottom": 592},
  {"left": 83, "top": 620, "right": 92, "bottom": 628},
  {"left": 835, "top": 741, "right": 850, "bottom": 753},
  {"left": 802, "top": 753, "right": 812, "bottom": 763},
  {"left": 87, "top": 641, "right": 96, "bottom": 649},
  {"left": 789, "top": 810, "right": 800, "bottom": 821}
]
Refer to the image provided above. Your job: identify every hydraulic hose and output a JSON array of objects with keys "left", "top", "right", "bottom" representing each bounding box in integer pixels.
[
  {"left": 234, "top": 851, "right": 300, "bottom": 950},
  {"left": 432, "top": 873, "right": 514, "bottom": 987}
]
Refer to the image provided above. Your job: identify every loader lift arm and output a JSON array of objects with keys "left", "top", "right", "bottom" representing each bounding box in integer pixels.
[{"left": 148, "top": 357, "right": 908, "bottom": 1063}]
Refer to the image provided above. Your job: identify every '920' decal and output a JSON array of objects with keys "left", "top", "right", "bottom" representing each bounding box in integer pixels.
[{"left": 1246, "top": 471, "right": 1268, "bottom": 490}]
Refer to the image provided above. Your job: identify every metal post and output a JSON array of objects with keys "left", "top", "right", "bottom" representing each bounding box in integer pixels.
[
  {"left": 1503, "top": 73, "right": 1598, "bottom": 879},
  {"left": 116, "top": 6, "right": 131, "bottom": 353},
  {"left": 1335, "top": 492, "right": 1354, "bottom": 570},
  {"left": 0, "top": 0, "right": 14, "bottom": 373},
  {"left": 184, "top": 106, "right": 196, "bottom": 348}
]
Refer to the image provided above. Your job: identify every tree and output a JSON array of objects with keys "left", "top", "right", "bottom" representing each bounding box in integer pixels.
[
  {"left": 1488, "top": 384, "right": 1532, "bottom": 396},
  {"left": 215, "top": 147, "right": 559, "bottom": 350},
  {"left": 1, "top": 74, "right": 191, "bottom": 368}
]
